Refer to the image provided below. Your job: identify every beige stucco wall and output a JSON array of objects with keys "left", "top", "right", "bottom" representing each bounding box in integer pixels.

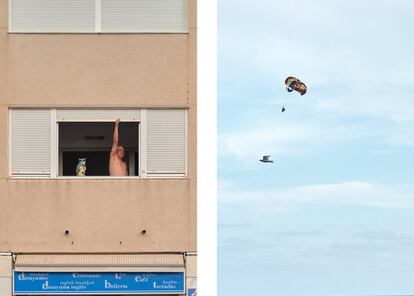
[
  {"left": 0, "top": 0, "right": 197, "bottom": 253},
  {"left": 3, "top": 34, "right": 190, "bottom": 106},
  {"left": 0, "top": 254, "right": 12, "bottom": 296},
  {"left": 0, "top": 0, "right": 6, "bottom": 30},
  {"left": 1, "top": 179, "right": 194, "bottom": 252},
  {"left": 185, "top": 254, "right": 197, "bottom": 296}
]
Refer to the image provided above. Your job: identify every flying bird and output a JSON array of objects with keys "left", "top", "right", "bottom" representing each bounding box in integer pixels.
[
  {"left": 281, "top": 106, "right": 286, "bottom": 112},
  {"left": 259, "top": 155, "right": 273, "bottom": 163}
]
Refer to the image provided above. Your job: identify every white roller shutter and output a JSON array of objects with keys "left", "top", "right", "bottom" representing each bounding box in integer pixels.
[
  {"left": 11, "top": 109, "right": 51, "bottom": 178},
  {"left": 56, "top": 109, "right": 141, "bottom": 122},
  {"left": 102, "top": 0, "right": 187, "bottom": 32},
  {"left": 146, "top": 109, "right": 186, "bottom": 177},
  {"left": 10, "top": 0, "right": 95, "bottom": 32}
]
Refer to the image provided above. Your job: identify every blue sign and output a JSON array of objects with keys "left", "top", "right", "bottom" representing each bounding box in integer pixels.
[
  {"left": 188, "top": 288, "right": 197, "bottom": 296},
  {"left": 14, "top": 271, "right": 185, "bottom": 294}
]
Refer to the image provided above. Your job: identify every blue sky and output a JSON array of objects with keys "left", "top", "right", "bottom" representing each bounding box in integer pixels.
[{"left": 217, "top": 1, "right": 414, "bottom": 295}]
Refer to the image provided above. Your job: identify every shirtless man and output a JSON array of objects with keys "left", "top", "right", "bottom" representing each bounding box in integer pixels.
[{"left": 109, "top": 119, "right": 128, "bottom": 176}]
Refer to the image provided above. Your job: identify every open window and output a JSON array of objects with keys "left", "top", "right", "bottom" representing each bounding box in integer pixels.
[
  {"left": 10, "top": 108, "right": 187, "bottom": 179},
  {"left": 58, "top": 122, "right": 139, "bottom": 176}
]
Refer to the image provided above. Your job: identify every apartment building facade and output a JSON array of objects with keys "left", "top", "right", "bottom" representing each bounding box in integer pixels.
[{"left": 0, "top": 0, "right": 197, "bottom": 295}]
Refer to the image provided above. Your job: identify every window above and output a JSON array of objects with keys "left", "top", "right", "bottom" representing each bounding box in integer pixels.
[{"left": 9, "top": 0, "right": 188, "bottom": 33}]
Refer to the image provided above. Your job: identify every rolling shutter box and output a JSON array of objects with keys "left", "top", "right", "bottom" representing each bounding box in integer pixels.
[
  {"left": 11, "top": 109, "right": 51, "bottom": 178},
  {"left": 56, "top": 109, "right": 141, "bottom": 122},
  {"left": 102, "top": 0, "right": 187, "bottom": 33},
  {"left": 146, "top": 109, "right": 187, "bottom": 177},
  {"left": 11, "top": 0, "right": 96, "bottom": 32}
]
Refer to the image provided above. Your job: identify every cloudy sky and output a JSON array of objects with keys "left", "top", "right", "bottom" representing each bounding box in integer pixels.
[{"left": 217, "top": 1, "right": 414, "bottom": 295}]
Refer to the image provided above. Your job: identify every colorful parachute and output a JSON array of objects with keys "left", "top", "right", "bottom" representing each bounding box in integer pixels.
[{"left": 285, "top": 76, "right": 307, "bottom": 96}]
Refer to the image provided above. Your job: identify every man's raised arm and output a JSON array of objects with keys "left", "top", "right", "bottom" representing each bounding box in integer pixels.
[{"left": 111, "top": 119, "right": 120, "bottom": 155}]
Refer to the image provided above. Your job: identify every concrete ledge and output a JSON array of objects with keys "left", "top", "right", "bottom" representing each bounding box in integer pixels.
[
  {"left": 185, "top": 254, "right": 197, "bottom": 277},
  {"left": 0, "top": 255, "right": 12, "bottom": 277},
  {"left": 0, "top": 277, "right": 12, "bottom": 296}
]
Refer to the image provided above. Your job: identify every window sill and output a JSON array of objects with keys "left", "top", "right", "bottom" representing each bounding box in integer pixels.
[
  {"left": 8, "top": 176, "right": 189, "bottom": 180},
  {"left": 7, "top": 31, "right": 190, "bottom": 34}
]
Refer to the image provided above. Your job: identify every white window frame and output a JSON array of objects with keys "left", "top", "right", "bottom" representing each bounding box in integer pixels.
[
  {"left": 8, "top": 0, "right": 188, "bottom": 33},
  {"left": 9, "top": 108, "right": 188, "bottom": 179}
]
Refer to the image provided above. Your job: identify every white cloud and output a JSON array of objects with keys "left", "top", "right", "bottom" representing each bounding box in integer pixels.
[
  {"left": 219, "top": 0, "right": 414, "bottom": 123},
  {"left": 311, "top": 92, "right": 414, "bottom": 124},
  {"left": 384, "top": 126, "right": 414, "bottom": 147},
  {"left": 219, "top": 121, "right": 314, "bottom": 163},
  {"left": 219, "top": 181, "right": 414, "bottom": 209},
  {"left": 218, "top": 179, "right": 238, "bottom": 191},
  {"left": 218, "top": 115, "right": 392, "bottom": 167},
  {"left": 353, "top": 229, "right": 414, "bottom": 241}
]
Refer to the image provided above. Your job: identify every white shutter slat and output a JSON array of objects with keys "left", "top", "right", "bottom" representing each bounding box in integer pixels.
[
  {"left": 11, "top": 110, "right": 51, "bottom": 177},
  {"left": 102, "top": 0, "right": 187, "bottom": 32},
  {"left": 146, "top": 109, "right": 186, "bottom": 176},
  {"left": 11, "top": 0, "right": 95, "bottom": 32},
  {"left": 56, "top": 109, "right": 141, "bottom": 122}
]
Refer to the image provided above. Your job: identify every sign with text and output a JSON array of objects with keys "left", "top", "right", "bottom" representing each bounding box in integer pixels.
[{"left": 13, "top": 271, "right": 185, "bottom": 294}]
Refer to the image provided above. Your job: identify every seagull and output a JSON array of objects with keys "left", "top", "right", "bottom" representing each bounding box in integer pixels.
[{"left": 259, "top": 155, "right": 273, "bottom": 163}]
